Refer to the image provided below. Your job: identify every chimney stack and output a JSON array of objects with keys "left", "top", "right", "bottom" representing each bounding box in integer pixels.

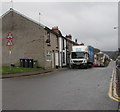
[
  {"left": 66, "top": 34, "right": 72, "bottom": 40},
  {"left": 75, "top": 39, "right": 77, "bottom": 43},
  {"left": 52, "top": 26, "right": 59, "bottom": 33}
]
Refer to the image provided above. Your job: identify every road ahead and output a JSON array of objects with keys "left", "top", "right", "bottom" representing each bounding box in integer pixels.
[{"left": 2, "top": 61, "right": 118, "bottom": 110}]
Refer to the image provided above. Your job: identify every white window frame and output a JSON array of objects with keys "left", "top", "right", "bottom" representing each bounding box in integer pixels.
[{"left": 46, "top": 51, "right": 51, "bottom": 61}]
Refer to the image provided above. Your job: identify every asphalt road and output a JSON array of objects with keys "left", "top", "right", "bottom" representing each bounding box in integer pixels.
[{"left": 2, "top": 61, "right": 118, "bottom": 110}]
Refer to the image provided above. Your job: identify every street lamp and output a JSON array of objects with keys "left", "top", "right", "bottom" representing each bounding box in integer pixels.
[
  {"left": 114, "top": 26, "right": 120, "bottom": 52},
  {"left": 114, "top": 26, "right": 118, "bottom": 29}
]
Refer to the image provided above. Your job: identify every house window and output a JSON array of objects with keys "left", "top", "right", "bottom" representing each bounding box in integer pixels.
[
  {"left": 46, "top": 31, "right": 51, "bottom": 45},
  {"left": 46, "top": 51, "right": 51, "bottom": 61},
  {"left": 66, "top": 44, "right": 68, "bottom": 50},
  {"left": 63, "top": 39, "right": 65, "bottom": 50},
  {"left": 63, "top": 52, "right": 65, "bottom": 63},
  {"left": 56, "top": 37, "right": 59, "bottom": 48}
]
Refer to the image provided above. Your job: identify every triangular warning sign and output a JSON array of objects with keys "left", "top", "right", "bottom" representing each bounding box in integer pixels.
[
  {"left": 6, "top": 40, "right": 14, "bottom": 46},
  {"left": 6, "top": 32, "right": 14, "bottom": 39}
]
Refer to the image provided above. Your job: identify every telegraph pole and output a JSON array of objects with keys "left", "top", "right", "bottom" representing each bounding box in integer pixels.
[
  {"left": 39, "top": 12, "right": 41, "bottom": 27},
  {"left": 9, "top": 48, "right": 12, "bottom": 71}
]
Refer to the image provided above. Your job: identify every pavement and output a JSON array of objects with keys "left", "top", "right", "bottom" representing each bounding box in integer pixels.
[{"left": 1, "top": 67, "right": 67, "bottom": 79}]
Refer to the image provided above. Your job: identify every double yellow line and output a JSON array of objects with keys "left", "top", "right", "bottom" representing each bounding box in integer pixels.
[{"left": 108, "top": 69, "right": 120, "bottom": 102}]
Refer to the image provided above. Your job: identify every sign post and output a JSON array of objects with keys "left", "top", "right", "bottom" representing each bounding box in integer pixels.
[
  {"left": 6, "top": 32, "right": 14, "bottom": 71},
  {"left": 9, "top": 49, "right": 12, "bottom": 71}
]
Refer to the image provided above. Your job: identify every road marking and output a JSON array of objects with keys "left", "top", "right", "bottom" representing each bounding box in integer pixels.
[
  {"left": 108, "top": 69, "right": 120, "bottom": 102},
  {"left": 108, "top": 69, "right": 118, "bottom": 101},
  {"left": 108, "top": 80, "right": 119, "bottom": 102}
]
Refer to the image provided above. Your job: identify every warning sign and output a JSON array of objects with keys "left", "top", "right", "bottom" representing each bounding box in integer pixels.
[
  {"left": 6, "top": 32, "right": 14, "bottom": 50},
  {"left": 6, "top": 32, "right": 14, "bottom": 39},
  {"left": 6, "top": 40, "right": 14, "bottom": 46}
]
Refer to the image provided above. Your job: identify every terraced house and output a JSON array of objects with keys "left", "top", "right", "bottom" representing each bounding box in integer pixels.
[
  {"left": 2, "top": 8, "right": 78, "bottom": 69},
  {"left": 52, "top": 27, "right": 78, "bottom": 68}
]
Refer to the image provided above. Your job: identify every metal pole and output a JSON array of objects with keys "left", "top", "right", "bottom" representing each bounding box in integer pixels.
[
  {"left": 9, "top": 50, "right": 12, "bottom": 71},
  {"left": 39, "top": 12, "right": 41, "bottom": 24},
  {"left": 39, "top": 12, "right": 41, "bottom": 29},
  {"left": 11, "top": 0, "right": 13, "bottom": 9}
]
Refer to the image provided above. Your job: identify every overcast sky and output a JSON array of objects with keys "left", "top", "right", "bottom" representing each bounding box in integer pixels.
[{"left": 1, "top": 1, "right": 118, "bottom": 51}]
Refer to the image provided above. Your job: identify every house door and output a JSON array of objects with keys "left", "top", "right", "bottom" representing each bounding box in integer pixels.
[
  {"left": 52, "top": 52, "right": 55, "bottom": 68},
  {"left": 55, "top": 52, "right": 59, "bottom": 68}
]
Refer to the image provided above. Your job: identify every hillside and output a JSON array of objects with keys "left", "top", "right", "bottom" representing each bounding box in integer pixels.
[{"left": 103, "top": 51, "right": 120, "bottom": 60}]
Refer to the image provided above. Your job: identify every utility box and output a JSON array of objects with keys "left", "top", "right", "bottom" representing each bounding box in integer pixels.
[
  {"left": 20, "top": 59, "right": 25, "bottom": 67},
  {"left": 29, "top": 59, "right": 33, "bottom": 68},
  {"left": 33, "top": 60, "right": 38, "bottom": 68},
  {"left": 20, "top": 58, "right": 34, "bottom": 68},
  {"left": 25, "top": 59, "right": 29, "bottom": 68}
]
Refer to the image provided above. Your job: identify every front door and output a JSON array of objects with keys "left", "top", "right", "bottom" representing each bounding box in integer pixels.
[
  {"left": 52, "top": 52, "right": 55, "bottom": 68},
  {"left": 55, "top": 52, "right": 59, "bottom": 67}
]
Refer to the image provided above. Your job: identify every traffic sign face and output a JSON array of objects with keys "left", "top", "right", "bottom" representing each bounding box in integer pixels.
[
  {"left": 6, "top": 40, "right": 14, "bottom": 46},
  {"left": 6, "top": 32, "right": 14, "bottom": 39}
]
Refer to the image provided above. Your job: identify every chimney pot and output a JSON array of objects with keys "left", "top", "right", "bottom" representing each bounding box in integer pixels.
[{"left": 66, "top": 34, "right": 72, "bottom": 40}]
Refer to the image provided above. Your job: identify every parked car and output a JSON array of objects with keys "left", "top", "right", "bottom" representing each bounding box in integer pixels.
[{"left": 93, "top": 63, "right": 99, "bottom": 67}]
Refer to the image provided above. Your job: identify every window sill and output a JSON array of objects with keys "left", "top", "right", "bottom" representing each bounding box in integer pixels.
[
  {"left": 47, "top": 44, "right": 51, "bottom": 46},
  {"left": 46, "top": 60, "right": 52, "bottom": 62}
]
